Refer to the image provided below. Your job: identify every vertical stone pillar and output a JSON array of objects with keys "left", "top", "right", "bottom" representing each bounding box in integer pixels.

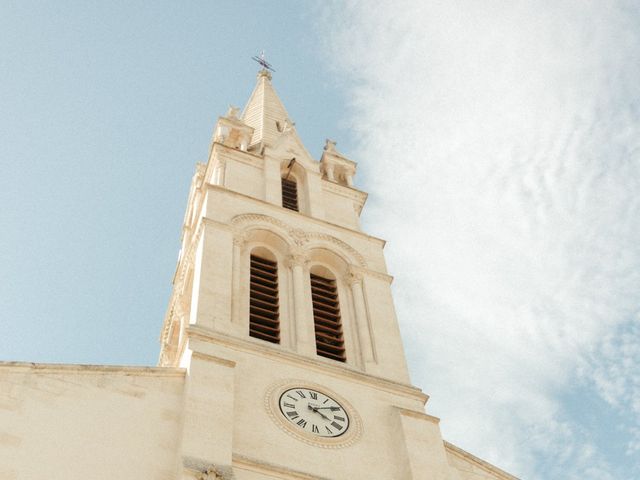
[
  {"left": 305, "top": 171, "right": 325, "bottom": 219},
  {"left": 287, "top": 251, "right": 315, "bottom": 356},
  {"left": 213, "top": 158, "right": 226, "bottom": 186},
  {"left": 325, "top": 164, "right": 336, "bottom": 182},
  {"left": 188, "top": 222, "right": 233, "bottom": 332},
  {"left": 230, "top": 233, "right": 246, "bottom": 324},
  {"left": 179, "top": 349, "right": 236, "bottom": 479},
  {"left": 346, "top": 269, "right": 374, "bottom": 363},
  {"left": 263, "top": 156, "right": 282, "bottom": 206}
]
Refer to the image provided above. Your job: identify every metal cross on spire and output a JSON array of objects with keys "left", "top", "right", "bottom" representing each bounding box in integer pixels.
[{"left": 251, "top": 51, "right": 276, "bottom": 73}]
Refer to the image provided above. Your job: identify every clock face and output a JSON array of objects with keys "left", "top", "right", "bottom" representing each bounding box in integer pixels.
[{"left": 278, "top": 387, "right": 350, "bottom": 438}]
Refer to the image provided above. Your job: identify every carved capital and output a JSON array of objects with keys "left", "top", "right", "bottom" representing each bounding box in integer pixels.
[
  {"left": 344, "top": 268, "right": 364, "bottom": 286},
  {"left": 232, "top": 232, "right": 247, "bottom": 248},
  {"left": 286, "top": 251, "right": 309, "bottom": 268}
]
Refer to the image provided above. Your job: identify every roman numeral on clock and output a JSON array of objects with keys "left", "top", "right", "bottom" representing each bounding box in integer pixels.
[
  {"left": 286, "top": 411, "right": 299, "bottom": 420},
  {"left": 296, "top": 419, "right": 307, "bottom": 428},
  {"left": 295, "top": 390, "right": 306, "bottom": 398},
  {"left": 333, "top": 415, "right": 345, "bottom": 422},
  {"left": 312, "top": 424, "right": 319, "bottom": 433},
  {"left": 330, "top": 421, "right": 343, "bottom": 431},
  {"left": 309, "top": 391, "right": 318, "bottom": 400},
  {"left": 283, "top": 402, "right": 295, "bottom": 409}
]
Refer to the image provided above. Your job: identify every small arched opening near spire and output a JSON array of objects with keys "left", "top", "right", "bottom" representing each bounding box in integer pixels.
[
  {"left": 281, "top": 177, "right": 299, "bottom": 212},
  {"left": 281, "top": 158, "right": 303, "bottom": 212}
]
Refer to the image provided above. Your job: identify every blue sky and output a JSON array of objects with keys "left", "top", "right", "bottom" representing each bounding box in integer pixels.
[{"left": 1, "top": 2, "right": 639, "bottom": 479}]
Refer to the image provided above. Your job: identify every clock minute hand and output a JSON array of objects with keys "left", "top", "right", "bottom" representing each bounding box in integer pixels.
[{"left": 312, "top": 406, "right": 341, "bottom": 411}]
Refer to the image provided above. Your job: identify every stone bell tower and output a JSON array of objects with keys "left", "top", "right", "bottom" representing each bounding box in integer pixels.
[{"left": 158, "top": 68, "right": 517, "bottom": 480}]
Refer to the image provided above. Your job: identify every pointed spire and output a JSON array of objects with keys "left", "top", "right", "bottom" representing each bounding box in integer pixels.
[{"left": 242, "top": 70, "right": 293, "bottom": 149}]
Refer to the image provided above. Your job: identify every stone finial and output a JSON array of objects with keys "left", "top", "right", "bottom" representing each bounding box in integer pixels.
[
  {"left": 283, "top": 118, "right": 295, "bottom": 133},
  {"left": 225, "top": 105, "right": 240, "bottom": 120},
  {"left": 324, "top": 139, "right": 337, "bottom": 152}
]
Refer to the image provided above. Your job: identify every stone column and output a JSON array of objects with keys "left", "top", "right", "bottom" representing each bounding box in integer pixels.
[
  {"left": 325, "top": 164, "right": 336, "bottom": 182},
  {"left": 345, "top": 173, "right": 354, "bottom": 187},
  {"left": 230, "top": 233, "right": 246, "bottom": 324},
  {"left": 214, "top": 158, "right": 226, "bottom": 186},
  {"left": 286, "top": 251, "right": 315, "bottom": 356},
  {"left": 346, "top": 269, "right": 374, "bottom": 363}
]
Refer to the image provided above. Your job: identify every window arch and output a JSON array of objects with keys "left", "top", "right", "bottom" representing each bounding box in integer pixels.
[
  {"left": 309, "top": 265, "right": 346, "bottom": 362},
  {"left": 249, "top": 247, "right": 280, "bottom": 344}
]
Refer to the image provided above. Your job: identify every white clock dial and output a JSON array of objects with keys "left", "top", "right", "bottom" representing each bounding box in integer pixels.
[{"left": 278, "top": 387, "right": 350, "bottom": 437}]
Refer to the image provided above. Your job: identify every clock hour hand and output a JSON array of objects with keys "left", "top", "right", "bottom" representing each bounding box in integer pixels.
[
  {"left": 308, "top": 404, "right": 332, "bottom": 421},
  {"left": 311, "top": 406, "right": 341, "bottom": 411}
]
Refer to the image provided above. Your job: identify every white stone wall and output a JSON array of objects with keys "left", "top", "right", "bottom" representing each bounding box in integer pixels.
[{"left": 0, "top": 363, "right": 185, "bottom": 480}]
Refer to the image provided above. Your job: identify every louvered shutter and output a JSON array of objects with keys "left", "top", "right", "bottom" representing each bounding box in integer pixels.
[
  {"left": 310, "top": 273, "right": 346, "bottom": 362},
  {"left": 281, "top": 178, "right": 299, "bottom": 211},
  {"left": 249, "top": 255, "right": 280, "bottom": 344}
]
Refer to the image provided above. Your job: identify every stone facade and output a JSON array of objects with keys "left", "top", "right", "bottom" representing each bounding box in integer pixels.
[{"left": 0, "top": 69, "right": 518, "bottom": 480}]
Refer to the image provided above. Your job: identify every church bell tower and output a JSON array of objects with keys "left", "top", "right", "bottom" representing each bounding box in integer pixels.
[{"left": 158, "top": 67, "right": 516, "bottom": 480}]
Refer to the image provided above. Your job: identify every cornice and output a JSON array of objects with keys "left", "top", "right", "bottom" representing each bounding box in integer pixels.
[
  {"left": 444, "top": 441, "right": 521, "bottom": 480},
  {"left": 190, "top": 351, "right": 236, "bottom": 368},
  {"left": 186, "top": 325, "right": 428, "bottom": 404},
  {"left": 0, "top": 361, "right": 186, "bottom": 377},
  {"left": 233, "top": 454, "right": 332, "bottom": 480},
  {"left": 395, "top": 406, "right": 440, "bottom": 424}
]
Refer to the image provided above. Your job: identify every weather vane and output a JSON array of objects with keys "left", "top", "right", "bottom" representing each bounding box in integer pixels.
[{"left": 252, "top": 50, "right": 275, "bottom": 73}]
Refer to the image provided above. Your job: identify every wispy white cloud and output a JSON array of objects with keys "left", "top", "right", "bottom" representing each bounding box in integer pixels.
[{"left": 320, "top": 1, "right": 640, "bottom": 477}]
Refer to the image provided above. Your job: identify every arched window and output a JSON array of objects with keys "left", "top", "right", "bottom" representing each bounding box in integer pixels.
[
  {"left": 310, "top": 272, "right": 346, "bottom": 362},
  {"left": 249, "top": 254, "right": 280, "bottom": 344},
  {"left": 281, "top": 177, "right": 299, "bottom": 211}
]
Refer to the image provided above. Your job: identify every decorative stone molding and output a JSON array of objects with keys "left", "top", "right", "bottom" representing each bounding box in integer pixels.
[
  {"left": 290, "top": 228, "right": 308, "bottom": 247},
  {"left": 230, "top": 213, "right": 367, "bottom": 268},
  {"left": 304, "top": 232, "right": 367, "bottom": 269},
  {"left": 183, "top": 457, "right": 234, "bottom": 480},
  {"left": 197, "top": 469, "right": 221, "bottom": 480}
]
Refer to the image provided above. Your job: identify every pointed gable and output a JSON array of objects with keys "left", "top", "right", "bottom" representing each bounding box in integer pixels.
[{"left": 242, "top": 70, "right": 292, "bottom": 148}]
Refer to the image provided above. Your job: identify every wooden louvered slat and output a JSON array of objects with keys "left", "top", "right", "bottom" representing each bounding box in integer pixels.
[
  {"left": 310, "top": 273, "right": 346, "bottom": 362},
  {"left": 249, "top": 255, "right": 280, "bottom": 344},
  {"left": 281, "top": 178, "right": 299, "bottom": 211}
]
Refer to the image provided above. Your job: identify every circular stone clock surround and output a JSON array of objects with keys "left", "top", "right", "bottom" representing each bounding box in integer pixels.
[{"left": 265, "top": 379, "right": 363, "bottom": 448}]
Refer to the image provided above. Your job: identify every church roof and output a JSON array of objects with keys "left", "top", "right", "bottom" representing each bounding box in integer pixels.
[{"left": 242, "top": 70, "right": 292, "bottom": 148}]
